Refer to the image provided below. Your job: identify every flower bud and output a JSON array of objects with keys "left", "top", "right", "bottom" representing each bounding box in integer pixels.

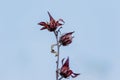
[{"left": 59, "top": 32, "right": 74, "bottom": 46}]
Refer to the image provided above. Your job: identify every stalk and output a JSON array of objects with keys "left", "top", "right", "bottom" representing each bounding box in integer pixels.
[{"left": 54, "top": 31, "right": 60, "bottom": 80}]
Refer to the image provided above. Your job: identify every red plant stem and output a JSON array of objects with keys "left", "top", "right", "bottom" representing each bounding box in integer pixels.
[{"left": 54, "top": 31, "right": 60, "bottom": 80}]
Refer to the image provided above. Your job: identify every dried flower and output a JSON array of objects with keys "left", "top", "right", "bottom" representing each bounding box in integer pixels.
[
  {"left": 59, "top": 32, "right": 74, "bottom": 46},
  {"left": 60, "top": 57, "right": 80, "bottom": 78},
  {"left": 38, "top": 12, "right": 64, "bottom": 32}
]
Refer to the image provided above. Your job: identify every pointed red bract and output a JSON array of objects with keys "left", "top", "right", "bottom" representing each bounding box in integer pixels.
[
  {"left": 60, "top": 57, "right": 80, "bottom": 78},
  {"left": 62, "top": 57, "right": 69, "bottom": 67},
  {"left": 59, "top": 31, "right": 74, "bottom": 46},
  {"left": 38, "top": 12, "right": 64, "bottom": 32},
  {"left": 38, "top": 22, "right": 47, "bottom": 30},
  {"left": 47, "top": 12, "right": 55, "bottom": 23}
]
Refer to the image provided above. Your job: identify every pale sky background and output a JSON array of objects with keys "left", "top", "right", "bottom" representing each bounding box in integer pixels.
[{"left": 0, "top": 0, "right": 120, "bottom": 80}]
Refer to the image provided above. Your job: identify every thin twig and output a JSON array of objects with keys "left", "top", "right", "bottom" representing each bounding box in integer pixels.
[{"left": 54, "top": 31, "right": 60, "bottom": 80}]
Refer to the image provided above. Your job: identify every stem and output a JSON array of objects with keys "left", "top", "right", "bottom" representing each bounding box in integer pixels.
[{"left": 54, "top": 31, "right": 60, "bottom": 80}]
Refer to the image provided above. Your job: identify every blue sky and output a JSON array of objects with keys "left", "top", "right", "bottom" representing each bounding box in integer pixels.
[{"left": 0, "top": 0, "right": 120, "bottom": 80}]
